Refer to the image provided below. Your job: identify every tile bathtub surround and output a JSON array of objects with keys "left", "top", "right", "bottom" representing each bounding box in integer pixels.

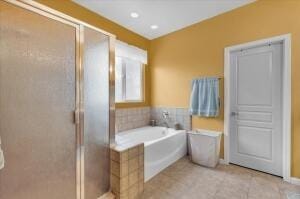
[
  {"left": 110, "top": 143, "right": 144, "bottom": 199},
  {"left": 151, "top": 107, "right": 191, "bottom": 130},
  {"left": 115, "top": 106, "right": 191, "bottom": 132},
  {"left": 115, "top": 107, "right": 151, "bottom": 133}
]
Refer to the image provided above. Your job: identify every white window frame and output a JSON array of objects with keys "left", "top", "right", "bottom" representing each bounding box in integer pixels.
[{"left": 116, "top": 56, "right": 144, "bottom": 103}]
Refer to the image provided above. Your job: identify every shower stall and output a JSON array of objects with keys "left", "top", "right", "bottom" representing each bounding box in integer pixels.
[{"left": 0, "top": 1, "right": 115, "bottom": 199}]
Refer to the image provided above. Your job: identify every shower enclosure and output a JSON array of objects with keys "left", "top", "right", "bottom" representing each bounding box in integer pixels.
[{"left": 0, "top": 1, "right": 115, "bottom": 199}]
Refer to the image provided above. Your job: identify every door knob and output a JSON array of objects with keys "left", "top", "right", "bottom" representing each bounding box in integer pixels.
[{"left": 231, "top": 112, "right": 238, "bottom": 116}]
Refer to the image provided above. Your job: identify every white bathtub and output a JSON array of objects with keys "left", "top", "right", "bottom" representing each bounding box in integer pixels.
[{"left": 116, "top": 126, "right": 187, "bottom": 181}]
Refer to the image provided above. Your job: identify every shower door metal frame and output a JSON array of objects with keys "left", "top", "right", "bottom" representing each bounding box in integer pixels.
[{"left": 2, "top": 1, "right": 116, "bottom": 199}]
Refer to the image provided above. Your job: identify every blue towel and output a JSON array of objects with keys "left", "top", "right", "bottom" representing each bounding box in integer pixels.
[{"left": 189, "top": 77, "right": 220, "bottom": 117}]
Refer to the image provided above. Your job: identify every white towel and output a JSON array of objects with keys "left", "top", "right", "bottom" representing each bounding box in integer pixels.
[{"left": 0, "top": 136, "right": 4, "bottom": 170}]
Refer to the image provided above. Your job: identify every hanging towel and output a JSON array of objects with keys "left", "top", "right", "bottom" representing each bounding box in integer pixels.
[
  {"left": 0, "top": 136, "right": 4, "bottom": 170},
  {"left": 189, "top": 77, "right": 220, "bottom": 117}
]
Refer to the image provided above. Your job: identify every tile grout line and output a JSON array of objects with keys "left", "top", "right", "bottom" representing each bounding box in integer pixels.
[
  {"left": 212, "top": 170, "right": 228, "bottom": 199},
  {"left": 246, "top": 172, "right": 255, "bottom": 199},
  {"left": 144, "top": 157, "right": 299, "bottom": 199}
]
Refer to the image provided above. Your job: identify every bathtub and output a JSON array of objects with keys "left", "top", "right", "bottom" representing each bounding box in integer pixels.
[{"left": 116, "top": 126, "right": 187, "bottom": 181}]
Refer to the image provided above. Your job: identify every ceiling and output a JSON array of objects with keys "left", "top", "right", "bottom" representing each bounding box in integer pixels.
[{"left": 73, "top": 0, "right": 256, "bottom": 40}]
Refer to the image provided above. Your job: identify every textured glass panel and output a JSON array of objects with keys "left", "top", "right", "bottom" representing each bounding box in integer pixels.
[
  {"left": 125, "top": 59, "right": 142, "bottom": 101},
  {"left": 115, "top": 57, "right": 123, "bottom": 102},
  {"left": 0, "top": 1, "right": 76, "bottom": 199},
  {"left": 83, "top": 27, "right": 110, "bottom": 199}
]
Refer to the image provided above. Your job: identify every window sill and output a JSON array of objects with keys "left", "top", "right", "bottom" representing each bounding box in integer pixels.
[
  {"left": 116, "top": 100, "right": 144, "bottom": 103},
  {"left": 116, "top": 101, "right": 147, "bottom": 108}
]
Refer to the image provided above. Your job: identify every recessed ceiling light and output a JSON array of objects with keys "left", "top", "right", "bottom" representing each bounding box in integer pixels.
[
  {"left": 151, "top": 25, "right": 158, "bottom": 30},
  {"left": 130, "top": 12, "right": 139, "bottom": 18}
]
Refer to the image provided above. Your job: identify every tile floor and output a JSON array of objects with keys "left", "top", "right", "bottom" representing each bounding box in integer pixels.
[{"left": 142, "top": 156, "right": 300, "bottom": 199}]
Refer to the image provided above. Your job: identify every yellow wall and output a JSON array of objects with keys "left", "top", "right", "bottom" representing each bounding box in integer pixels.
[
  {"left": 36, "top": 0, "right": 151, "bottom": 108},
  {"left": 149, "top": 0, "right": 300, "bottom": 177},
  {"left": 36, "top": 0, "right": 299, "bottom": 177}
]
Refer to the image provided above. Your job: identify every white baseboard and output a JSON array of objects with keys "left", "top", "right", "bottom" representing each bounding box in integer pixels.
[
  {"left": 219, "top": 159, "right": 227, "bottom": 164},
  {"left": 290, "top": 177, "right": 300, "bottom": 186}
]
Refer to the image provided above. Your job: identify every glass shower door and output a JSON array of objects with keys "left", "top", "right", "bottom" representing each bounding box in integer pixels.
[
  {"left": 0, "top": 1, "right": 77, "bottom": 199},
  {"left": 83, "top": 27, "right": 110, "bottom": 199}
]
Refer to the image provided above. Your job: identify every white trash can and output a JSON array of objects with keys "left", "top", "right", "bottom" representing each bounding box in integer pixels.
[{"left": 188, "top": 129, "right": 222, "bottom": 168}]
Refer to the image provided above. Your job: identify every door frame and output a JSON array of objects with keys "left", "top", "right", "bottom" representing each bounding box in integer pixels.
[{"left": 224, "top": 34, "right": 291, "bottom": 182}]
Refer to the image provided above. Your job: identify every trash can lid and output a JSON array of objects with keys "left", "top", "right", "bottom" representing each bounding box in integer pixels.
[{"left": 187, "top": 129, "right": 222, "bottom": 137}]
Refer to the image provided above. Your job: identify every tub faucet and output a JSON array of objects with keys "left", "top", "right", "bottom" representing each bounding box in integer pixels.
[
  {"left": 162, "top": 111, "right": 169, "bottom": 119},
  {"left": 162, "top": 111, "right": 170, "bottom": 128},
  {"left": 162, "top": 121, "right": 169, "bottom": 128}
]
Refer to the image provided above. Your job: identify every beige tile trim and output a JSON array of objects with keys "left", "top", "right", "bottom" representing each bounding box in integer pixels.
[{"left": 110, "top": 143, "right": 144, "bottom": 199}]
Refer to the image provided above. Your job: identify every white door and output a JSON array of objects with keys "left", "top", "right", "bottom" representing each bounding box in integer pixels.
[{"left": 229, "top": 42, "right": 283, "bottom": 176}]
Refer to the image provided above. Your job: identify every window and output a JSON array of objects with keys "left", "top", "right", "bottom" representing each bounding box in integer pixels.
[
  {"left": 115, "top": 40, "right": 147, "bottom": 103},
  {"left": 115, "top": 57, "right": 144, "bottom": 102}
]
